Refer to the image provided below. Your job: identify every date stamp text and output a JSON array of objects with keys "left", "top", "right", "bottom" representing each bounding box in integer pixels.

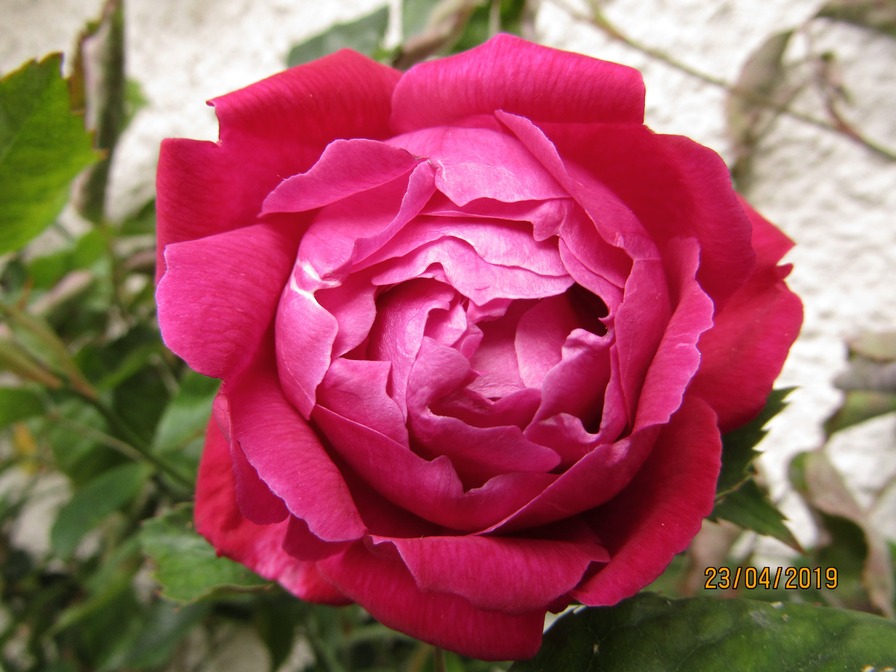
[{"left": 703, "top": 566, "right": 838, "bottom": 591}]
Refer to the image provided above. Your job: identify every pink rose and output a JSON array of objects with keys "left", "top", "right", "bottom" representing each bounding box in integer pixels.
[{"left": 156, "top": 35, "right": 801, "bottom": 660}]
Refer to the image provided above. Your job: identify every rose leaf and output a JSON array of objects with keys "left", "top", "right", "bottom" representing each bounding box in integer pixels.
[
  {"left": 0, "top": 54, "right": 100, "bottom": 254},
  {"left": 286, "top": 5, "right": 390, "bottom": 67},
  {"left": 711, "top": 478, "right": 801, "bottom": 551},
  {"left": 0, "top": 387, "right": 45, "bottom": 428},
  {"left": 717, "top": 387, "right": 793, "bottom": 497},
  {"left": 51, "top": 462, "right": 152, "bottom": 558},
  {"left": 509, "top": 593, "right": 896, "bottom": 671},
  {"left": 140, "top": 504, "right": 269, "bottom": 603}
]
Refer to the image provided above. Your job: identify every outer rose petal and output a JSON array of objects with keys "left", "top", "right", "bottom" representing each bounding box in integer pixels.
[
  {"left": 224, "top": 344, "right": 367, "bottom": 544},
  {"left": 195, "top": 417, "right": 347, "bottom": 604},
  {"left": 392, "top": 34, "right": 645, "bottom": 132},
  {"left": 572, "top": 395, "right": 721, "bottom": 605},
  {"left": 319, "top": 543, "right": 547, "bottom": 661},
  {"left": 157, "top": 223, "right": 300, "bottom": 380},
  {"left": 689, "top": 204, "right": 802, "bottom": 431},
  {"left": 156, "top": 50, "right": 400, "bottom": 279},
  {"left": 542, "top": 122, "right": 756, "bottom": 305},
  {"left": 387, "top": 535, "right": 608, "bottom": 614}
]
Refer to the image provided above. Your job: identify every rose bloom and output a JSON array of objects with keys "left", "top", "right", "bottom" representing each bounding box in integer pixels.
[{"left": 156, "top": 35, "right": 801, "bottom": 660}]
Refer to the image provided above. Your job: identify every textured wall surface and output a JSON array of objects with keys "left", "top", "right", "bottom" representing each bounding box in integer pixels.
[{"left": 3, "top": 0, "right": 895, "bottom": 624}]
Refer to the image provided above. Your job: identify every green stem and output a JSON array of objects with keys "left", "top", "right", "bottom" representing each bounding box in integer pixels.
[
  {"left": 434, "top": 646, "right": 447, "bottom": 672},
  {"left": 51, "top": 397, "right": 193, "bottom": 494}
]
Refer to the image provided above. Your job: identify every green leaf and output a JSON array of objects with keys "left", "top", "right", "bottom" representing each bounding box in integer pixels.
[
  {"left": 718, "top": 387, "right": 792, "bottom": 496},
  {"left": 0, "top": 386, "right": 44, "bottom": 428},
  {"left": 712, "top": 478, "right": 801, "bottom": 550},
  {"left": 453, "top": 0, "right": 529, "bottom": 53},
  {"left": 402, "top": 0, "right": 438, "bottom": 39},
  {"left": 152, "top": 369, "right": 219, "bottom": 454},
  {"left": 510, "top": 593, "right": 896, "bottom": 671},
  {"left": 0, "top": 301, "right": 96, "bottom": 398},
  {"left": 51, "top": 461, "right": 151, "bottom": 557},
  {"left": 0, "top": 332, "right": 63, "bottom": 388},
  {"left": 99, "top": 600, "right": 209, "bottom": 671},
  {"left": 27, "top": 228, "right": 106, "bottom": 290},
  {"left": 0, "top": 54, "right": 100, "bottom": 253},
  {"left": 140, "top": 504, "right": 268, "bottom": 602},
  {"left": 287, "top": 5, "right": 390, "bottom": 67}
]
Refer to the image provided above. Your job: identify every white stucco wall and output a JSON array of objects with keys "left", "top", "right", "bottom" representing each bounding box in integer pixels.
[{"left": 3, "top": 0, "right": 895, "bottom": 621}]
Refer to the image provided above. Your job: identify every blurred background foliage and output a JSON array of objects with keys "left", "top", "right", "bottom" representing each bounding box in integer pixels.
[{"left": 1, "top": 0, "right": 895, "bottom": 670}]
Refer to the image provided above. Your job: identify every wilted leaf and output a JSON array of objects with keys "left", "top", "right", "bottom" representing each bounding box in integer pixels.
[
  {"left": 0, "top": 301, "right": 96, "bottom": 398},
  {"left": 71, "top": 0, "right": 127, "bottom": 222},
  {"left": 510, "top": 593, "right": 896, "bottom": 671},
  {"left": 402, "top": 0, "right": 438, "bottom": 39},
  {"left": 825, "top": 390, "right": 896, "bottom": 435},
  {"left": 828, "top": 331, "right": 896, "bottom": 434},
  {"left": 817, "top": 0, "right": 896, "bottom": 38},
  {"left": 0, "top": 54, "right": 100, "bottom": 253},
  {"left": 287, "top": 5, "right": 390, "bottom": 67},
  {"left": 727, "top": 30, "right": 795, "bottom": 191},
  {"left": 847, "top": 330, "right": 896, "bottom": 362},
  {"left": 140, "top": 505, "right": 268, "bottom": 602},
  {"left": 791, "top": 450, "right": 895, "bottom": 617}
]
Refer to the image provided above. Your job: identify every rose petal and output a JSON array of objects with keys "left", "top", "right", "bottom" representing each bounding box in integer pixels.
[
  {"left": 572, "top": 396, "right": 721, "bottom": 605},
  {"left": 230, "top": 432, "right": 288, "bottom": 525},
  {"left": 689, "top": 205, "right": 802, "bottom": 431},
  {"left": 487, "top": 425, "right": 660, "bottom": 533},
  {"left": 631, "top": 237, "right": 715, "bottom": 431},
  {"left": 275, "top": 275, "right": 339, "bottom": 418},
  {"left": 391, "top": 124, "right": 568, "bottom": 205},
  {"left": 224, "top": 345, "right": 367, "bottom": 543},
  {"left": 156, "top": 50, "right": 400, "bottom": 278},
  {"left": 367, "top": 279, "right": 457, "bottom": 412},
  {"left": 157, "top": 223, "right": 300, "bottom": 379},
  {"left": 610, "top": 258, "right": 671, "bottom": 423},
  {"left": 262, "top": 139, "right": 421, "bottom": 214},
  {"left": 387, "top": 534, "right": 608, "bottom": 614},
  {"left": 370, "top": 236, "right": 571, "bottom": 306},
  {"left": 294, "top": 161, "right": 437, "bottom": 279},
  {"left": 514, "top": 297, "right": 576, "bottom": 388},
  {"left": 282, "top": 516, "right": 351, "bottom": 562},
  {"left": 312, "top": 399, "right": 557, "bottom": 531},
  {"left": 195, "top": 416, "right": 348, "bottom": 604},
  {"left": 319, "top": 542, "right": 546, "bottom": 660},
  {"left": 543, "top": 122, "right": 756, "bottom": 305},
  {"left": 392, "top": 33, "right": 644, "bottom": 132},
  {"left": 317, "top": 358, "right": 409, "bottom": 447}
]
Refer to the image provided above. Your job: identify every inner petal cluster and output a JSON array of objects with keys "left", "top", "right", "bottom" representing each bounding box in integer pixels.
[{"left": 273, "top": 132, "right": 624, "bottom": 495}]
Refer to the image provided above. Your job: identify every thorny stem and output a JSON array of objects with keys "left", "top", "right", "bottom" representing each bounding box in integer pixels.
[{"left": 555, "top": 0, "right": 896, "bottom": 162}]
